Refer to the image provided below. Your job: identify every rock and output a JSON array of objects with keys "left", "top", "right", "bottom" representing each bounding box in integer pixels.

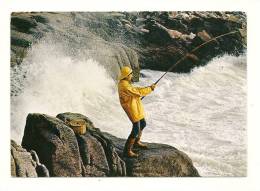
[
  {"left": 138, "top": 11, "right": 246, "bottom": 72},
  {"left": 103, "top": 133, "right": 200, "bottom": 177},
  {"left": 167, "top": 29, "right": 196, "bottom": 41},
  {"left": 57, "top": 113, "right": 109, "bottom": 176},
  {"left": 197, "top": 30, "right": 212, "bottom": 42},
  {"left": 22, "top": 113, "right": 126, "bottom": 177},
  {"left": 126, "top": 146, "right": 199, "bottom": 177},
  {"left": 11, "top": 140, "right": 37, "bottom": 177},
  {"left": 143, "top": 20, "right": 173, "bottom": 44},
  {"left": 30, "top": 150, "right": 50, "bottom": 177},
  {"left": 11, "top": 140, "right": 49, "bottom": 177},
  {"left": 149, "top": 21, "right": 194, "bottom": 41},
  {"left": 11, "top": 12, "right": 246, "bottom": 77},
  {"left": 10, "top": 12, "right": 140, "bottom": 82},
  {"left": 22, "top": 113, "right": 83, "bottom": 177},
  {"left": 76, "top": 133, "right": 109, "bottom": 176},
  {"left": 88, "top": 128, "right": 126, "bottom": 176},
  {"left": 11, "top": 16, "right": 37, "bottom": 33},
  {"left": 31, "top": 15, "right": 49, "bottom": 24},
  {"left": 140, "top": 28, "right": 149, "bottom": 33},
  {"left": 57, "top": 112, "right": 126, "bottom": 176},
  {"left": 239, "top": 28, "right": 247, "bottom": 45},
  {"left": 20, "top": 112, "right": 199, "bottom": 177}
]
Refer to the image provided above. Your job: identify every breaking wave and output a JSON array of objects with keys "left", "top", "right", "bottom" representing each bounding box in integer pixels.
[{"left": 11, "top": 40, "right": 247, "bottom": 176}]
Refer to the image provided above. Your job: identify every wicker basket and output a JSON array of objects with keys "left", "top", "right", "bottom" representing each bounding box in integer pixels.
[{"left": 66, "top": 119, "right": 87, "bottom": 135}]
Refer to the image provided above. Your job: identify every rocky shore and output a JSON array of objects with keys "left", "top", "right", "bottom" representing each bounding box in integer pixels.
[
  {"left": 11, "top": 112, "right": 199, "bottom": 177},
  {"left": 10, "top": 11, "right": 246, "bottom": 177},
  {"left": 11, "top": 12, "right": 246, "bottom": 83}
]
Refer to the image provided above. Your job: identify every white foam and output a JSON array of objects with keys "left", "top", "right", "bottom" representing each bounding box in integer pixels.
[
  {"left": 137, "top": 54, "right": 247, "bottom": 176},
  {"left": 11, "top": 39, "right": 247, "bottom": 176},
  {"left": 11, "top": 40, "right": 130, "bottom": 142}
]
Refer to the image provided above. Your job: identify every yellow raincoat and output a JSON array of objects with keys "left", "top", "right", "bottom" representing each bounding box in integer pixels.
[{"left": 118, "top": 79, "right": 153, "bottom": 122}]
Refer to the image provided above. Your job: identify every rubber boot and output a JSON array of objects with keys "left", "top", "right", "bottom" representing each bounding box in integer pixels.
[
  {"left": 124, "top": 137, "right": 138, "bottom": 158},
  {"left": 134, "top": 131, "right": 148, "bottom": 149}
]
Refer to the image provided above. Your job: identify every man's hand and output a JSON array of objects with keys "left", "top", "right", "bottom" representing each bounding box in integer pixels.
[{"left": 150, "top": 84, "right": 156, "bottom": 91}]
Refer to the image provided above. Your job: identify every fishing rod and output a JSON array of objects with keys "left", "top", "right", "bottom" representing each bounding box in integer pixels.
[{"left": 141, "top": 30, "right": 240, "bottom": 100}]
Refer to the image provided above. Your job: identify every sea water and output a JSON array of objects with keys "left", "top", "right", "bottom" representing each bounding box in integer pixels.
[{"left": 11, "top": 41, "right": 246, "bottom": 176}]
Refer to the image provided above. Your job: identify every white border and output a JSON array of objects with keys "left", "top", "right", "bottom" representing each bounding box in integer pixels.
[{"left": 1, "top": 0, "right": 260, "bottom": 191}]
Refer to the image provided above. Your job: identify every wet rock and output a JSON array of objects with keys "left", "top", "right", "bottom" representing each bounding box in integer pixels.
[
  {"left": 30, "top": 150, "right": 49, "bottom": 177},
  {"left": 22, "top": 113, "right": 126, "bottom": 177},
  {"left": 88, "top": 128, "right": 126, "bottom": 176},
  {"left": 126, "top": 145, "right": 199, "bottom": 177},
  {"left": 31, "top": 15, "right": 49, "bottom": 24},
  {"left": 11, "top": 16, "right": 37, "bottom": 33},
  {"left": 76, "top": 133, "right": 109, "bottom": 176},
  {"left": 103, "top": 133, "right": 200, "bottom": 177},
  {"left": 22, "top": 113, "right": 82, "bottom": 177},
  {"left": 139, "top": 11, "right": 246, "bottom": 72},
  {"left": 147, "top": 21, "right": 195, "bottom": 41},
  {"left": 20, "top": 112, "right": 199, "bottom": 177},
  {"left": 10, "top": 12, "right": 140, "bottom": 82},
  {"left": 11, "top": 11, "right": 246, "bottom": 76},
  {"left": 57, "top": 112, "right": 126, "bottom": 176},
  {"left": 197, "top": 30, "right": 212, "bottom": 42},
  {"left": 11, "top": 37, "right": 31, "bottom": 48},
  {"left": 11, "top": 140, "right": 49, "bottom": 177}
]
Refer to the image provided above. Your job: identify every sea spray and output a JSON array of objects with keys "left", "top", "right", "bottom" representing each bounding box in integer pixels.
[
  {"left": 11, "top": 40, "right": 130, "bottom": 143},
  {"left": 11, "top": 40, "right": 247, "bottom": 176},
  {"left": 137, "top": 54, "right": 247, "bottom": 176}
]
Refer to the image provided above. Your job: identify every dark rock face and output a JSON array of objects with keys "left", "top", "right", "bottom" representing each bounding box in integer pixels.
[
  {"left": 11, "top": 16, "right": 38, "bottom": 33},
  {"left": 126, "top": 146, "right": 199, "bottom": 177},
  {"left": 20, "top": 112, "right": 199, "bottom": 177},
  {"left": 76, "top": 133, "right": 110, "bottom": 176},
  {"left": 87, "top": 128, "right": 126, "bottom": 176},
  {"left": 22, "top": 114, "right": 83, "bottom": 177},
  {"left": 11, "top": 12, "right": 246, "bottom": 82},
  {"left": 11, "top": 140, "right": 49, "bottom": 177},
  {"left": 22, "top": 113, "right": 126, "bottom": 177},
  {"left": 57, "top": 112, "right": 126, "bottom": 176},
  {"left": 138, "top": 12, "right": 246, "bottom": 72},
  {"left": 10, "top": 12, "right": 140, "bottom": 82},
  {"left": 103, "top": 133, "right": 200, "bottom": 177}
]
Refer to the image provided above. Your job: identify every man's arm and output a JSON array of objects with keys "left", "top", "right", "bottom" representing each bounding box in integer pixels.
[{"left": 125, "top": 84, "right": 153, "bottom": 97}]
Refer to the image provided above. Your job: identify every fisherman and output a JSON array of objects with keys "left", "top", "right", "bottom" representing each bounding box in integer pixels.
[{"left": 118, "top": 66, "right": 156, "bottom": 158}]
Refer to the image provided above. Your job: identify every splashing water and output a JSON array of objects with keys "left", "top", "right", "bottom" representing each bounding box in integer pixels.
[
  {"left": 137, "top": 54, "right": 247, "bottom": 176},
  {"left": 11, "top": 41, "right": 130, "bottom": 142},
  {"left": 11, "top": 39, "right": 246, "bottom": 176}
]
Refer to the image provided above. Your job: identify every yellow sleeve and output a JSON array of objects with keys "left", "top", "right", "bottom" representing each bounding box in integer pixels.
[{"left": 125, "top": 83, "right": 152, "bottom": 97}]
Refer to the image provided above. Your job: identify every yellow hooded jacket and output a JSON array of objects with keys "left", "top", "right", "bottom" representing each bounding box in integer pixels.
[{"left": 118, "top": 79, "right": 153, "bottom": 123}]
